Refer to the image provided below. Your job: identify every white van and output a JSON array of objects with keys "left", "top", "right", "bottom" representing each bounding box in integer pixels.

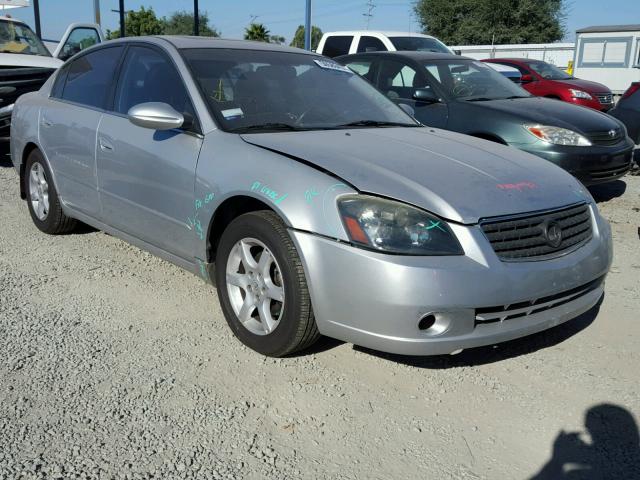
[{"left": 316, "top": 31, "right": 453, "bottom": 58}]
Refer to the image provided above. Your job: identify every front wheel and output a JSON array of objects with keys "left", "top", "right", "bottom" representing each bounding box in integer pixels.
[{"left": 215, "top": 211, "right": 320, "bottom": 357}]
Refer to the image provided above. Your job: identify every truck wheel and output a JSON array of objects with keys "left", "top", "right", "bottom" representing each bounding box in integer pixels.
[
  {"left": 24, "top": 149, "right": 76, "bottom": 234},
  {"left": 215, "top": 210, "right": 320, "bottom": 357}
]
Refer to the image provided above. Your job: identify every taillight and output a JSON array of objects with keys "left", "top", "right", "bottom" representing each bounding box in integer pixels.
[{"left": 622, "top": 82, "right": 640, "bottom": 99}]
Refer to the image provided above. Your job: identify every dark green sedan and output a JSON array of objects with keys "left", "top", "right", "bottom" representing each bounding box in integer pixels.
[{"left": 337, "top": 51, "right": 634, "bottom": 185}]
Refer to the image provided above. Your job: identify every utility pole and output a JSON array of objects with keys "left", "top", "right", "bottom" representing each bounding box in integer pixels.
[
  {"left": 304, "top": 0, "right": 311, "bottom": 50},
  {"left": 363, "top": 0, "right": 375, "bottom": 30},
  {"left": 194, "top": 0, "right": 199, "bottom": 36},
  {"left": 93, "top": 0, "right": 101, "bottom": 26},
  {"left": 32, "top": 0, "right": 41, "bottom": 39},
  {"left": 119, "top": 0, "right": 125, "bottom": 38}
]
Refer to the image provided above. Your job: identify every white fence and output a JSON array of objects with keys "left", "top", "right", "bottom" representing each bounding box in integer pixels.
[{"left": 451, "top": 43, "right": 576, "bottom": 69}]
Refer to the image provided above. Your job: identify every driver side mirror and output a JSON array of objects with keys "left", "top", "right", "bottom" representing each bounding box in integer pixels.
[
  {"left": 413, "top": 88, "right": 440, "bottom": 104},
  {"left": 520, "top": 74, "right": 535, "bottom": 84},
  {"left": 127, "top": 102, "right": 185, "bottom": 130}
]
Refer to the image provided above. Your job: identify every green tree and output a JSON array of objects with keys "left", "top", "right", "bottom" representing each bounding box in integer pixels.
[
  {"left": 269, "top": 35, "right": 286, "bottom": 45},
  {"left": 244, "top": 23, "right": 270, "bottom": 42},
  {"left": 289, "top": 25, "right": 323, "bottom": 50},
  {"left": 106, "top": 6, "right": 164, "bottom": 39},
  {"left": 413, "top": 0, "right": 565, "bottom": 45},
  {"left": 162, "top": 10, "right": 220, "bottom": 36}
]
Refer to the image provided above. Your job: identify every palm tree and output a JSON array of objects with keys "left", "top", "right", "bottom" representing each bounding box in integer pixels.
[{"left": 244, "top": 23, "right": 270, "bottom": 42}]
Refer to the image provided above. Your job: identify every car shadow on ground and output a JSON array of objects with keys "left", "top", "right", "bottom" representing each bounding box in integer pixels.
[
  {"left": 588, "top": 180, "right": 627, "bottom": 203},
  {"left": 530, "top": 403, "right": 640, "bottom": 479},
  {"left": 351, "top": 296, "right": 603, "bottom": 369}
]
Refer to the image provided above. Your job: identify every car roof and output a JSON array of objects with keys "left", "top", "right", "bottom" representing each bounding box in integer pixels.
[
  {"left": 337, "top": 51, "right": 471, "bottom": 62},
  {"left": 152, "top": 35, "right": 313, "bottom": 55},
  {"left": 0, "top": 15, "right": 26, "bottom": 24},
  {"left": 323, "top": 31, "right": 440, "bottom": 39},
  {"left": 484, "top": 58, "right": 544, "bottom": 64}
]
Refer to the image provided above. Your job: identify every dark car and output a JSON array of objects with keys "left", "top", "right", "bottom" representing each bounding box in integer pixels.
[
  {"left": 337, "top": 51, "right": 634, "bottom": 185},
  {"left": 610, "top": 82, "right": 640, "bottom": 160},
  {"left": 482, "top": 58, "right": 614, "bottom": 112}
]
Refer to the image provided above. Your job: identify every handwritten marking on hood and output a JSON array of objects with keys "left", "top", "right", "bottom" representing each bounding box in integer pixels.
[{"left": 496, "top": 182, "right": 537, "bottom": 191}]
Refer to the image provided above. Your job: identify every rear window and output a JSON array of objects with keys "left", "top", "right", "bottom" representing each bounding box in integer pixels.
[{"left": 322, "top": 36, "right": 353, "bottom": 58}]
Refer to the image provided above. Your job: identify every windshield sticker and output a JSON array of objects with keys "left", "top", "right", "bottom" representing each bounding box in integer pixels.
[
  {"left": 496, "top": 181, "right": 537, "bottom": 191},
  {"left": 221, "top": 108, "right": 244, "bottom": 120},
  {"left": 251, "top": 181, "right": 288, "bottom": 205},
  {"left": 313, "top": 59, "right": 353, "bottom": 74}
]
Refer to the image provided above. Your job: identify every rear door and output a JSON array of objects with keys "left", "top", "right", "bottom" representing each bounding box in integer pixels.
[
  {"left": 40, "top": 45, "right": 124, "bottom": 217},
  {"left": 96, "top": 44, "right": 202, "bottom": 260}
]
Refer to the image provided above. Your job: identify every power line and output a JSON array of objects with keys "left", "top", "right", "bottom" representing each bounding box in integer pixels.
[{"left": 363, "top": 0, "right": 375, "bottom": 30}]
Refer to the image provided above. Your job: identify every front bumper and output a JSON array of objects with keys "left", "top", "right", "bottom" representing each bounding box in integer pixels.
[
  {"left": 568, "top": 97, "right": 613, "bottom": 112},
  {"left": 514, "top": 138, "right": 634, "bottom": 185},
  {"left": 292, "top": 205, "right": 612, "bottom": 355}
]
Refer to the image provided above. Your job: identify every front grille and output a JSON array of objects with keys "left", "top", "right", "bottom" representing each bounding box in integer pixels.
[
  {"left": 589, "top": 162, "right": 632, "bottom": 181},
  {"left": 0, "top": 67, "right": 56, "bottom": 109},
  {"left": 475, "top": 275, "right": 604, "bottom": 324},
  {"left": 480, "top": 203, "right": 592, "bottom": 261},
  {"left": 594, "top": 92, "right": 613, "bottom": 105},
  {"left": 587, "top": 128, "right": 624, "bottom": 146}
]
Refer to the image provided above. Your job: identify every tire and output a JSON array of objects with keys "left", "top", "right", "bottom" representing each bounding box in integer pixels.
[
  {"left": 215, "top": 210, "right": 320, "bottom": 357},
  {"left": 24, "top": 149, "right": 76, "bottom": 234}
]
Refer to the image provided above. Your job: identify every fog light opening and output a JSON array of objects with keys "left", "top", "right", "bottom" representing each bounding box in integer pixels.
[{"left": 418, "top": 314, "right": 437, "bottom": 331}]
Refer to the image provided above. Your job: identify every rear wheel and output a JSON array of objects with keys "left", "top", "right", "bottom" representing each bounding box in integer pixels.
[
  {"left": 24, "top": 149, "right": 76, "bottom": 234},
  {"left": 215, "top": 211, "right": 320, "bottom": 356}
]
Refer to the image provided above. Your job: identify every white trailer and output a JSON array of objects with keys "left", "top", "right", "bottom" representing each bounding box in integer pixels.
[
  {"left": 451, "top": 43, "right": 575, "bottom": 69},
  {"left": 572, "top": 24, "right": 640, "bottom": 95}
]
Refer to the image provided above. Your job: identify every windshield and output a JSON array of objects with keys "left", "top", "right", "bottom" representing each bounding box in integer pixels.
[
  {"left": 526, "top": 61, "right": 572, "bottom": 80},
  {"left": 422, "top": 59, "right": 530, "bottom": 101},
  {"left": 0, "top": 19, "right": 51, "bottom": 56},
  {"left": 389, "top": 36, "right": 451, "bottom": 54},
  {"left": 182, "top": 49, "right": 418, "bottom": 132}
]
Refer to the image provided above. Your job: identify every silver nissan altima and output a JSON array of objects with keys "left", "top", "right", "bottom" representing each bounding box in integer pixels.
[{"left": 10, "top": 37, "right": 612, "bottom": 357}]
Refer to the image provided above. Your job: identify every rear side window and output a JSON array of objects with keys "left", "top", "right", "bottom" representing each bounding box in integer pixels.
[
  {"left": 61, "top": 46, "right": 123, "bottom": 109},
  {"left": 357, "top": 36, "right": 386, "bottom": 53},
  {"left": 322, "top": 36, "right": 353, "bottom": 58}
]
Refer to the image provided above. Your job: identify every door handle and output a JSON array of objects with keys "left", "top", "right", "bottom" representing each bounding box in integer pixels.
[
  {"left": 98, "top": 137, "right": 114, "bottom": 152},
  {"left": 41, "top": 117, "right": 53, "bottom": 128}
]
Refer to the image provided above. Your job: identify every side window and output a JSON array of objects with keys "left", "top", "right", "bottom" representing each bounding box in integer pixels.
[
  {"left": 345, "top": 60, "right": 374, "bottom": 81},
  {"left": 378, "top": 60, "right": 425, "bottom": 100},
  {"left": 58, "top": 27, "right": 101, "bottom": 61},
  {"left": 391, "top": 65, "right": 417, "bottom": 87},
  {"left": 114, "top": 46, "right": 194, "bottom": 120},
  {"left": 322, "top": 36, "right": 353, "bottom": 58},
  {"left": 61, "top": 46, "right": 123, "bottom": 109},
  {"left": 357, "top": 36, "right": 386, "bottom": 53}
]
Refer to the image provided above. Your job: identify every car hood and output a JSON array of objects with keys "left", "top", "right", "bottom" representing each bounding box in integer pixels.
[
  {"left": 552, "top": 77, "right": 610, "bottom": 93},
  {"left": 469, "top": 97, "right": 621, "bottom": 134},
  {"left": 242, "top": 127, "right": 589, "bottom": 224},
  {"left": 0, "top": 53, "right": 62, "bottom": 69}
]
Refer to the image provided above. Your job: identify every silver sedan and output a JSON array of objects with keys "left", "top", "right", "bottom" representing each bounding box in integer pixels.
[{"left": 10, "top": 37, "right": 612, "bottom": 357}]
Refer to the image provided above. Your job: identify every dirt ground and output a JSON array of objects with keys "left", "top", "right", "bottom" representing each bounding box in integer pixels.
[{"left": 1, "top": 153, "right": 639, "bottom": 480}]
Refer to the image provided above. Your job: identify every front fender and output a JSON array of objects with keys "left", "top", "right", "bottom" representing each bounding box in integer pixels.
[{"left": 192, "top": 131, "right": 357, "bottom": 260}]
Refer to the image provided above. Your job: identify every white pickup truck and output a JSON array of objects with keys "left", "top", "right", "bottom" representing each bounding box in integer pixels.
[{"left": 0, "top": 16, "right": 104, "bottom": 141}]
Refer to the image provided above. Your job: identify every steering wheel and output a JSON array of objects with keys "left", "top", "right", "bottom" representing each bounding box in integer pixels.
[{"left": 452, "top": 82, "right": 473, "bottom": 97}]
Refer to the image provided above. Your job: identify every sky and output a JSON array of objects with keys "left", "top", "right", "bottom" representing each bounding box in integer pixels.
[{"left": 2, "top": 0, "right": 638, "bottom": 44}]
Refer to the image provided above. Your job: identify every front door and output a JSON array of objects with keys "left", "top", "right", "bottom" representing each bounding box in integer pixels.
[
  {"left": 97, "top": 45, "right": 202, "bottom": 260},
  {"left": 375, "top": 58, "right": 449, "bottom": 128}
]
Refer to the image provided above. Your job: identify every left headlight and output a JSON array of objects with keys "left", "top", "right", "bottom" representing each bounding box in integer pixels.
[
  {"left": 525, "top": 125, "right": 592, "bottom": 146},
  {"left": 337, "top": 195, "right": 463, "bottom": 255},
  {"left": 569, "top": 89, "right": 593, "bottom": 100}
]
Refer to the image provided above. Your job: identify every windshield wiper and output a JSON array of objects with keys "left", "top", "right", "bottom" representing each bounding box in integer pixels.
[
  {"left": 230, "top": 123, "right": 308, "bottom": 133},
  {"left": 333, "top": 120, "right": 418, "bottom": 128}
]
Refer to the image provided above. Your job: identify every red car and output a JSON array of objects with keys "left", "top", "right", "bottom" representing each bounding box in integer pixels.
[{"left": 482, "top": 58, "right": 614, "bottom": 112}]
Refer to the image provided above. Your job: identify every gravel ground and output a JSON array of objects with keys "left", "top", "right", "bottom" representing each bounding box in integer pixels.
[{"left": 1, "top": 153, "right": 639, "bottom": 480}]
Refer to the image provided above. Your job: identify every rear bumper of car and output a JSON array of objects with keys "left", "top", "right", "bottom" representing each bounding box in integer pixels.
[
  {"left": 514, "top": 138, "right": 634, "bottom": 185},
  {"left": 291, "top": 205, "right": 612, "bottom": 356}
]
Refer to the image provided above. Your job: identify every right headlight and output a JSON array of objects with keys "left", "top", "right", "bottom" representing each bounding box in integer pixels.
[
  {"left": 337, "top": 194, "right": 463, "bottom": 255},
  {"left": 525, "top": 125, "right": 592, "bottom": 146}
]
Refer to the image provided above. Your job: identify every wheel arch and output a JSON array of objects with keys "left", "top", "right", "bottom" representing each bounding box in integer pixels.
[
  {"left": 206, "top": 194, "right": 277, "bottom": 263},
  {"left": 19, "top": 142, "right": 42, "bottom": 199}
]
